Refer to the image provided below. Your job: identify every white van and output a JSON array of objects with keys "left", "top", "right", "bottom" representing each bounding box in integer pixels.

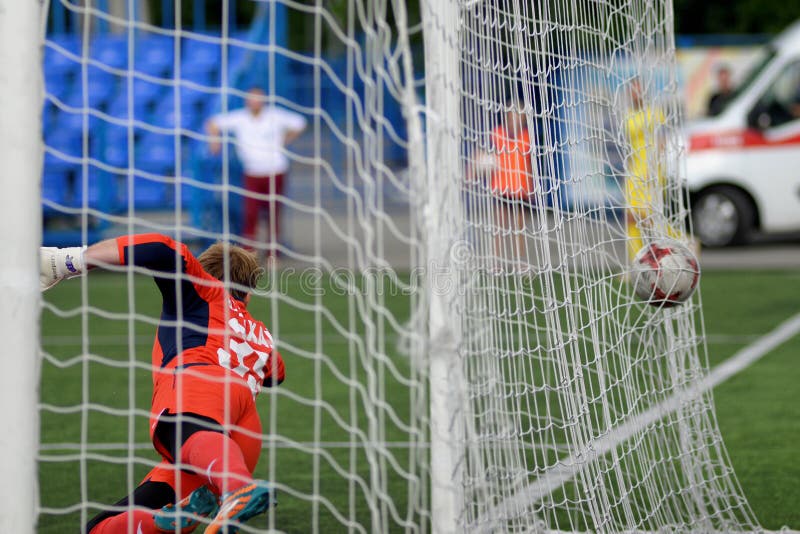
[{"left": 686, "top": 20, "right": 800, "bottom": 246}]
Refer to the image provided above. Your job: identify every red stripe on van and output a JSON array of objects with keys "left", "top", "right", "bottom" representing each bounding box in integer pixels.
[{"left": 690, "top": 129, "right": 800, "bottom": 151}]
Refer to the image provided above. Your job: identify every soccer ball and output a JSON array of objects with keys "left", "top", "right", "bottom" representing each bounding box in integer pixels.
[{"left": 631, "top": 239, "right": 700, "bottom": 307}]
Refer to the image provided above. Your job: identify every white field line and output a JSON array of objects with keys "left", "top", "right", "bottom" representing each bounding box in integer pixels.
[
  {"left": 703, "top": 311, "right": 800, "bottom": 388},
  {"left": 488, "top": 311, "right": 800, "bottom": 516}
]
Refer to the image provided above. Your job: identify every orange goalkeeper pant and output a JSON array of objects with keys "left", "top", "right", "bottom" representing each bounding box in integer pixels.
[{"left": 149, "top": 365, "right": 262, "bottom": 474}]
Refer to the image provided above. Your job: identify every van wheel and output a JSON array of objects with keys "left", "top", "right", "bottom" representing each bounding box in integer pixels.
[{"left": 692, "top": 187, "right": 755, "bottom": 247}]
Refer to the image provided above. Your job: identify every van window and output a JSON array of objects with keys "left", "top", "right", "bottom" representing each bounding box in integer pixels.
[
  {"left": 752, "top": 59, "right": 800, "bottom": 128},
  {"left": 730, "top": 47, "right": 776, "bottom": 103}
]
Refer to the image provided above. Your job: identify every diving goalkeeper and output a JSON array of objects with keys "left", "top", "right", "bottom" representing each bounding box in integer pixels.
[{"left": 41, "top": 233, "right": 285, "bottom": 534}]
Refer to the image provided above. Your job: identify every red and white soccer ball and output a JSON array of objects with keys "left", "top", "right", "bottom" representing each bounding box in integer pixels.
[{"left": 631, "top": 239, "right": 700, "bottom": 307}]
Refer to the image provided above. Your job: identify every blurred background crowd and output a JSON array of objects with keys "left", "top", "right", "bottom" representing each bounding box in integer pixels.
[{"left": 40, "top": 1, "right": 800, "bottom": 253}]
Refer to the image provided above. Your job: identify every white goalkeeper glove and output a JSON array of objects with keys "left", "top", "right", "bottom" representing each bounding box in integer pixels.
[{"left": 40, "top": 246, "right": 87, "bottom": 291}]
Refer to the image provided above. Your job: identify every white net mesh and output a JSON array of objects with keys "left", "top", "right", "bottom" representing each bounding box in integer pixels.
[
  {"left": 430, "top": 0, "right": 759, "bottom": 531},
  {"left": 37, "top": 0, "right": 759, "bottom": 532},
  {"left": 40, "top": 1, "right": 428, "bottom": 532}
]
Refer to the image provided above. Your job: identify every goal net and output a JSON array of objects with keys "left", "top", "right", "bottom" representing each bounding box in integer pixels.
[
  {"left": 29, "top": 0, "right": 759, "bottom": 532},
  {"left": 427, "top": 1, "right": 758, "bottom": 531}
]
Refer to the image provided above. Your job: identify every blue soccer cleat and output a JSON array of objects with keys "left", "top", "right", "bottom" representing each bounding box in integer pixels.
[
  {"left": 205, "top": 480, "right": 275, "bottom": 534},
  {"left": 154, "top": 484, "right": 220, "bottom": 533}
]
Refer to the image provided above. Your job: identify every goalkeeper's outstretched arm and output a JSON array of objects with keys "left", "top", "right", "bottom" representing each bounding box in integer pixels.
[
  {"left": 39, "top": 238, "right": 121, "bottom": 291},
  {"left": 41, "top": 233, "right": 214, "bottom": 294}
]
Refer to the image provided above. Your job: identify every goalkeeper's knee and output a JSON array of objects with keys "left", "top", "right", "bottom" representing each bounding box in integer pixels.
[{"left": 40, "top": 246, "right": 87, "bottom": 291}]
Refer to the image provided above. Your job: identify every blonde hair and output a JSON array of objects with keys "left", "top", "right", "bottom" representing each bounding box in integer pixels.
[{"left": 198, "top": 243, "right": 261, "bottom": 302}]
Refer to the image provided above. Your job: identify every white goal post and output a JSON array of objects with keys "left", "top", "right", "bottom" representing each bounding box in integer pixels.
[
  {"left": 0, "top": 0, "right": 43, "bottom": 532},
  {"left": 4, "top": 0, "right": 767, "bottom": 532}
]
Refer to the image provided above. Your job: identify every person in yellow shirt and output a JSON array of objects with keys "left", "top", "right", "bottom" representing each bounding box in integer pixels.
[{"left": 624, "top": 77, "right": 667, "bottom": 263}]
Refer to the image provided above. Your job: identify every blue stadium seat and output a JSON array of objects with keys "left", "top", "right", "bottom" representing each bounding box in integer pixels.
[
  {"left": 90, "top": 34, "right": 129, "bottom": 69},
  {"left": 102, "top": 139, "right": 131, "bottom": 166},
  {"left": 44, "top": 60, "right": 75, "bottom": 102},
  {"left": 103, "top": 122, "right": 177, "bottom": 210},
  {"left": 70, "top": 167, "right": 117, "bottom": 210},
  {"left": 105, "top": 96, "right": 132, "bottom": 120},
  {"left": 44, "top": 72, "right": 72, "bottom": 102},
  {"left": 53, "top": 109, "right": 85, "bottom": 131},
  {"left": 106, "top": 93, "right": 148, "bottom": 121},
  {"left": 226, "top": 44, "right": 247, "bottom": 68},
  {"left": 179, "top": 107, "right": 204, "bottom": 132},
  {"left": 59, "top": 65, "right": 117, "bottom": 112},
  {"left": 164, "top": 101, "right": 204, "bottom": 132},
  {"left": 151, "top": 99, "right": 203, "bottom": 130},
  {"left": 102, "top": 121, "right": 137, "bottom": 142},
  {"left": 47, "top": 34, "right": 80, "bottom": 54},
  {"left": 41, "top": 169, "right": 70, "bottom": 208},
  {"left": 45, "top": 130, "right": 82, "bottom": 168},
  {"left": 86, "top": 65, "right": 118, "bottom": 109},
  {"left": 151, "top": 102, "right": 180, "bottom": 130},
  {"left": 202, "top": 93, "right": 225, "bottom": 117},
  {"left": 180, "top": 62, "right": 219, "bottom": 87},
  {"left": 44, "top": 36, "right": 80, "bottom": 81},
  {"left": 182, "top": 37, "right": 221, "bottom": 67},
  {"left": 135, "top": 36, "right": 174, "bottom": 77},
  {"left": 121, "top": 172, "right": 174, "bottom": 210},
  {"left": 53, "top": 105, "right": 102, "bottom": 135},
  {"left": 136, "top": 133, "right": 177, "bottom": 174},
  {"left": 128, "top": 77, "right": 167, "bottom": 111},
  {"left": 179, "top": 85, "right": 211, "bottom": 109},
  {"left": 95, "top": 123, "right": 133, "bottom": 169},
  {"left": 42, "top": 131, "right": 81, "bottom": 211},
  {"left": 162, "top": 86, "right": 213, "bottom": 127},
  {"left": 62, "top": 87, "right": 85, "bottom": 109},
  {"left": 180, "top": 113, "right": 205, "bottom": 133},
  {"left": 42, "top": 101, "right": 57, "bottom": 132}
]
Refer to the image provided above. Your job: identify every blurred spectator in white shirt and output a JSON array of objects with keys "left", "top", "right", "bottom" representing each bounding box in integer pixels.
[{"left": 206, "top": 87, "right": 307, "bottom": 255}]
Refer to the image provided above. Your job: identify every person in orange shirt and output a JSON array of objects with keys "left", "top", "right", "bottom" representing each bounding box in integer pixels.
[{"left": 489, "top": 104, "right": 536, "bottom": 271}]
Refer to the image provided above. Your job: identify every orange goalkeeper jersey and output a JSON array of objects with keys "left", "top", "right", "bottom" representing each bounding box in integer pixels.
[{"left": 116, "top": 233, "right": 284, "bottom": 396}]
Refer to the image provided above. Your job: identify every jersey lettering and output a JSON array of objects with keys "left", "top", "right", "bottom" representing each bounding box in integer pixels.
[{"left": 217, "top": 304, "right": 274, "bottom": 395}]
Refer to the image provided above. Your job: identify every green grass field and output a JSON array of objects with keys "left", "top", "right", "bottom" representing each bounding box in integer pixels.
[
  {"left": 38, "top": 269, "right": 800, "bottom": 532},
  {"left": 696, "top": 270, "right": 800, "bottom": 530}
]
